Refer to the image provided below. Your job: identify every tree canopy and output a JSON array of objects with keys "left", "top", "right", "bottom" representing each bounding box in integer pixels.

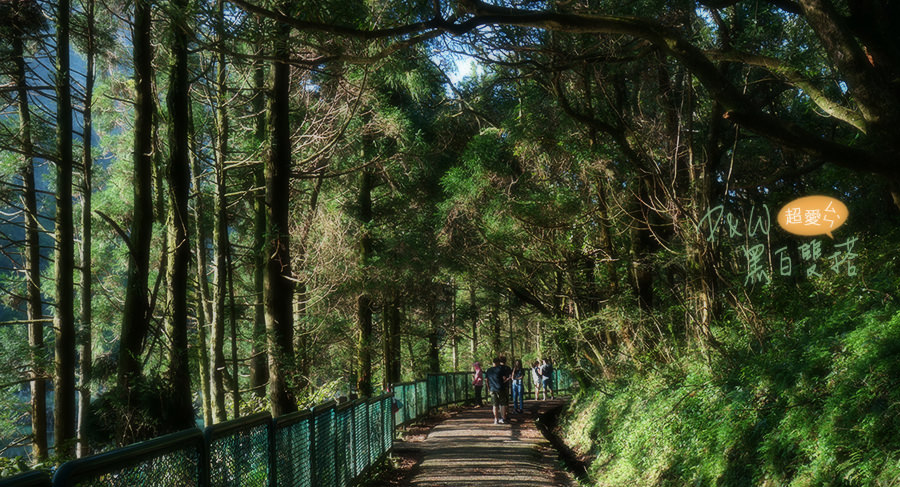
[{"left": 1, "top": 0, "right": 899, "bottom": 483}]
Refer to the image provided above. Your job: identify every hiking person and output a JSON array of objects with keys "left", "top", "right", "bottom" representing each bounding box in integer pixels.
[
  {"left": 485, "top": 357, "right": 511, "bottom": 424},
  {"left": 540, "top": 358, "right": 554, "bottom": 400},
  {"left": 511, "top": 359, "right": 525, "bottom": 414},
  {"left": 531, "top": 361, "right": 542, "bottom": 400},
  {"left": 472, "top": 361, "right": 484, "bottom": 407}
]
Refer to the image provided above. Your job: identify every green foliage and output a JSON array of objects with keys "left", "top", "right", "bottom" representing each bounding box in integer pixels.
[
  {"left": 0, "top": 456, "right": 32, "bottom": 478},
  {"left": 89, "top": 374, "right": 197, "bottom": 447},
  {"left": 563, "top": 302, "right": 900, "bottom": 487}
]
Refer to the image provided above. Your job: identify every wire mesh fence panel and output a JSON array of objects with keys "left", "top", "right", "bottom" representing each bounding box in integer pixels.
[
  {"left": 456, "top": 373, "right": 467, "bottom": 403},
  {"left": 381, "top": 396, "right": 393, "bottom": 453},
  {"left": 400, "top": 384, "right": 411, "bottom": 424},
  {"left": 367, "top": 399, "right": 382, "bottom": 466},
  {"left": 53, "top": 429, "right": 204, "bottom": 487},
  {"left": 352, "top": 401, "right": 369, "bottom": 477},
  {"left": 273, "top": 411, "right": 313, "bottom": 487},
  {"left": 67, "top": 451, "right": 201, "bottom": 487},
  {"left": 430, "top": 375, "right": 438, "bottom": 408},
  {"left": 418, "top": 379, "right": 429, "bottom": 415},
  {"left": 334, "top": 405, "right": 353, "bottom": 487},
  {"left": 450, "top": 374, "right": 456, "bottom": 403},
  {"left": 207, "top": 414, "right": 271, "bottom": 487},
  {"left": 393, "top": 383, "right": 415, "bottom": 426},
  {"left": 401, "top": 384, "right": 411, "bottom": 424},
  {"left": 312, "top": 406, "right": 336, "bottom": 487}
]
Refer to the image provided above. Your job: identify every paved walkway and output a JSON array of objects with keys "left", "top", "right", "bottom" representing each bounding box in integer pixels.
[{"left": 394, "top": 399, "right": 576, "bottom": 487}]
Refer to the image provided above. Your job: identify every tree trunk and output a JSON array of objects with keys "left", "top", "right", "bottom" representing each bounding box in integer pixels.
[
  {"left": 117, "top": 0, "right": 155, "bottom": 398},
  {"left": 163, "top": 0, "right": 195, "bottom": 431},
  {"left": 13, "top": 30, "right": 48, "bottom": 463},
  {"left": 491, "top": 307, "right": 501, "bottom": 358},
  {"left": 629, "top": 175, "right": 655, "bottom": 312},
  {"left": 427, "top": 300, "right": 440, "bottom": 374},
  {"left": 450, "top": 287, "right": 458, "bottom": 371},
  {"left": 383, "top": 292, "right": 402, "bottom": 388},
  {"left": 76, "top": 0, "right": 95, "bottom": 456},
  {"left": 189, "top": 121, "right": 214, "bottom": 428},
  {"left": 293, "top": 176, "right": 323, "bottom": 392},
  {"left": 249, "top": 52, "right": 268, "bottom": 398},
  {"left": 469, "top": 286, "right": 477, "bottom": 361},
  {"left": 227, "top": 245, "right": 240, "bottom": 419},
  {"left": 595, "top": 178, "right": 618, "bottom": 291},
  {"left": 210, "top": 0, "right": 229, "bottom": 422},
  {"left": 507, "top": 303, "right": 514, "bottom": 361},
  {"left": 356, "top": 167, "right": 374, "bottom": 397},
  {"left": 54, "top": 0, "right": 77, "bottom": 458},
  {"left": 265, "top": 12, "right": 298, "bottom": 416}
]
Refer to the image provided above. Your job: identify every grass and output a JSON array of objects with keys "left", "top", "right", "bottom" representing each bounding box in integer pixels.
[{"left": 562, "top": 304, "right": 900, "bottom": 487}]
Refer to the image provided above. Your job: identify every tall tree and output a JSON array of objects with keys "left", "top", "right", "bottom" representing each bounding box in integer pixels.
[
  {"left": 249, "top": 43, "right": 268, "bottom": 398},
  {"left": 54, "top": 0, "right": 77, "bottom": 458},
  {"left": 264, "top": 5, "right": 297, "bottom": 416},
  {"left": 76, "top": 0, "right": 96, "bottom": 457},
  {"left": 382, "top": 292, "right": 401, "bottom": 388},
  {"left": 116, "top": 0, "right": 155, "bottom": 399},
  {"left": 189, "top": 123, "right": 214, "bottom": 426},
  {"left": 427, "top": 298, "right": 440, "bottom": 373},
  {"left": 209, "top": 0, "right": 229, "bottom": 423},
  {"left": 356, "top": 166, "right": 374, "bottom": 397},
  {"left": 163, "top": 0, "right": 195, "bottom": 431},
  {"left": 8, "top": 0, "right": 48, "bottom": 460}
]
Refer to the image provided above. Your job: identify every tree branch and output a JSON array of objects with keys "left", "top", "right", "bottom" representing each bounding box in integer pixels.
[{"left": 706, "top": 49, "right": 866, "bottom": 132}]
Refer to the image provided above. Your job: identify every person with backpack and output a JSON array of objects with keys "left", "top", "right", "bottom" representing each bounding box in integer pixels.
[
  {"left": 485, "top": 357, "right": 511, "bottom": 424},
  {"left": 540, "top": 358, "right": 554, "bottom": 400}
]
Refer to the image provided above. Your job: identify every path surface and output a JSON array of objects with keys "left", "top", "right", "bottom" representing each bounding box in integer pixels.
[{"left": 393, "top": 399, "right": 576, "bottom": 487}]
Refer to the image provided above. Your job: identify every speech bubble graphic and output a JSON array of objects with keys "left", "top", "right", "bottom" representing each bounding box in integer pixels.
[{"left": 777, "top": 195, "right": 848, "bottom": 238}]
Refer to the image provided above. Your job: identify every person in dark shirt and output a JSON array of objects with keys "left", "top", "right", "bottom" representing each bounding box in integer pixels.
[{"left": 485, "top": 357, "right": 511, "bottom": 424}]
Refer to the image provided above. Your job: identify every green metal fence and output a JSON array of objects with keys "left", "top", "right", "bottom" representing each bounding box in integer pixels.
[
  {"left": 39, "top": 395, "right": 394, "bottom": 487},
  {"left": 206, "top": 412, "right": 272, "bottom": 487},
  {"left": 272, "top": 410, "right": 312, "bottom": 487},
  {"left": 52, "top": 429, "right": 206, "bottom": 487},
  {"left": 7, "top": 369, "right": 573, "bottom": 486}
]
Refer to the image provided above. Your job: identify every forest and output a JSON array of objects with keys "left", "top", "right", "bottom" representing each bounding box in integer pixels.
[{"left": 1, "top": 0, "right": 899, "bottom": 484}]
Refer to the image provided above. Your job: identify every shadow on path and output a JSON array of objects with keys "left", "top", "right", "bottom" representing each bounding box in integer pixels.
[{"left": 392, "top": 399, "right": 576, "bottom": 487}]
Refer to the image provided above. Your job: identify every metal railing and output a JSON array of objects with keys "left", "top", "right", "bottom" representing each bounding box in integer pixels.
[
  {"left": 3, "top": 369, "right": 575, "bottom": 485},
  {"left": 0, "top": 470, "right": 52, "bottom": 487}
]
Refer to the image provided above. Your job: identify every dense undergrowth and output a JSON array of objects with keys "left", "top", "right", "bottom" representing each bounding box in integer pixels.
[{"left": 563, "top": 297, "right": 900, "bottom": 486}]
